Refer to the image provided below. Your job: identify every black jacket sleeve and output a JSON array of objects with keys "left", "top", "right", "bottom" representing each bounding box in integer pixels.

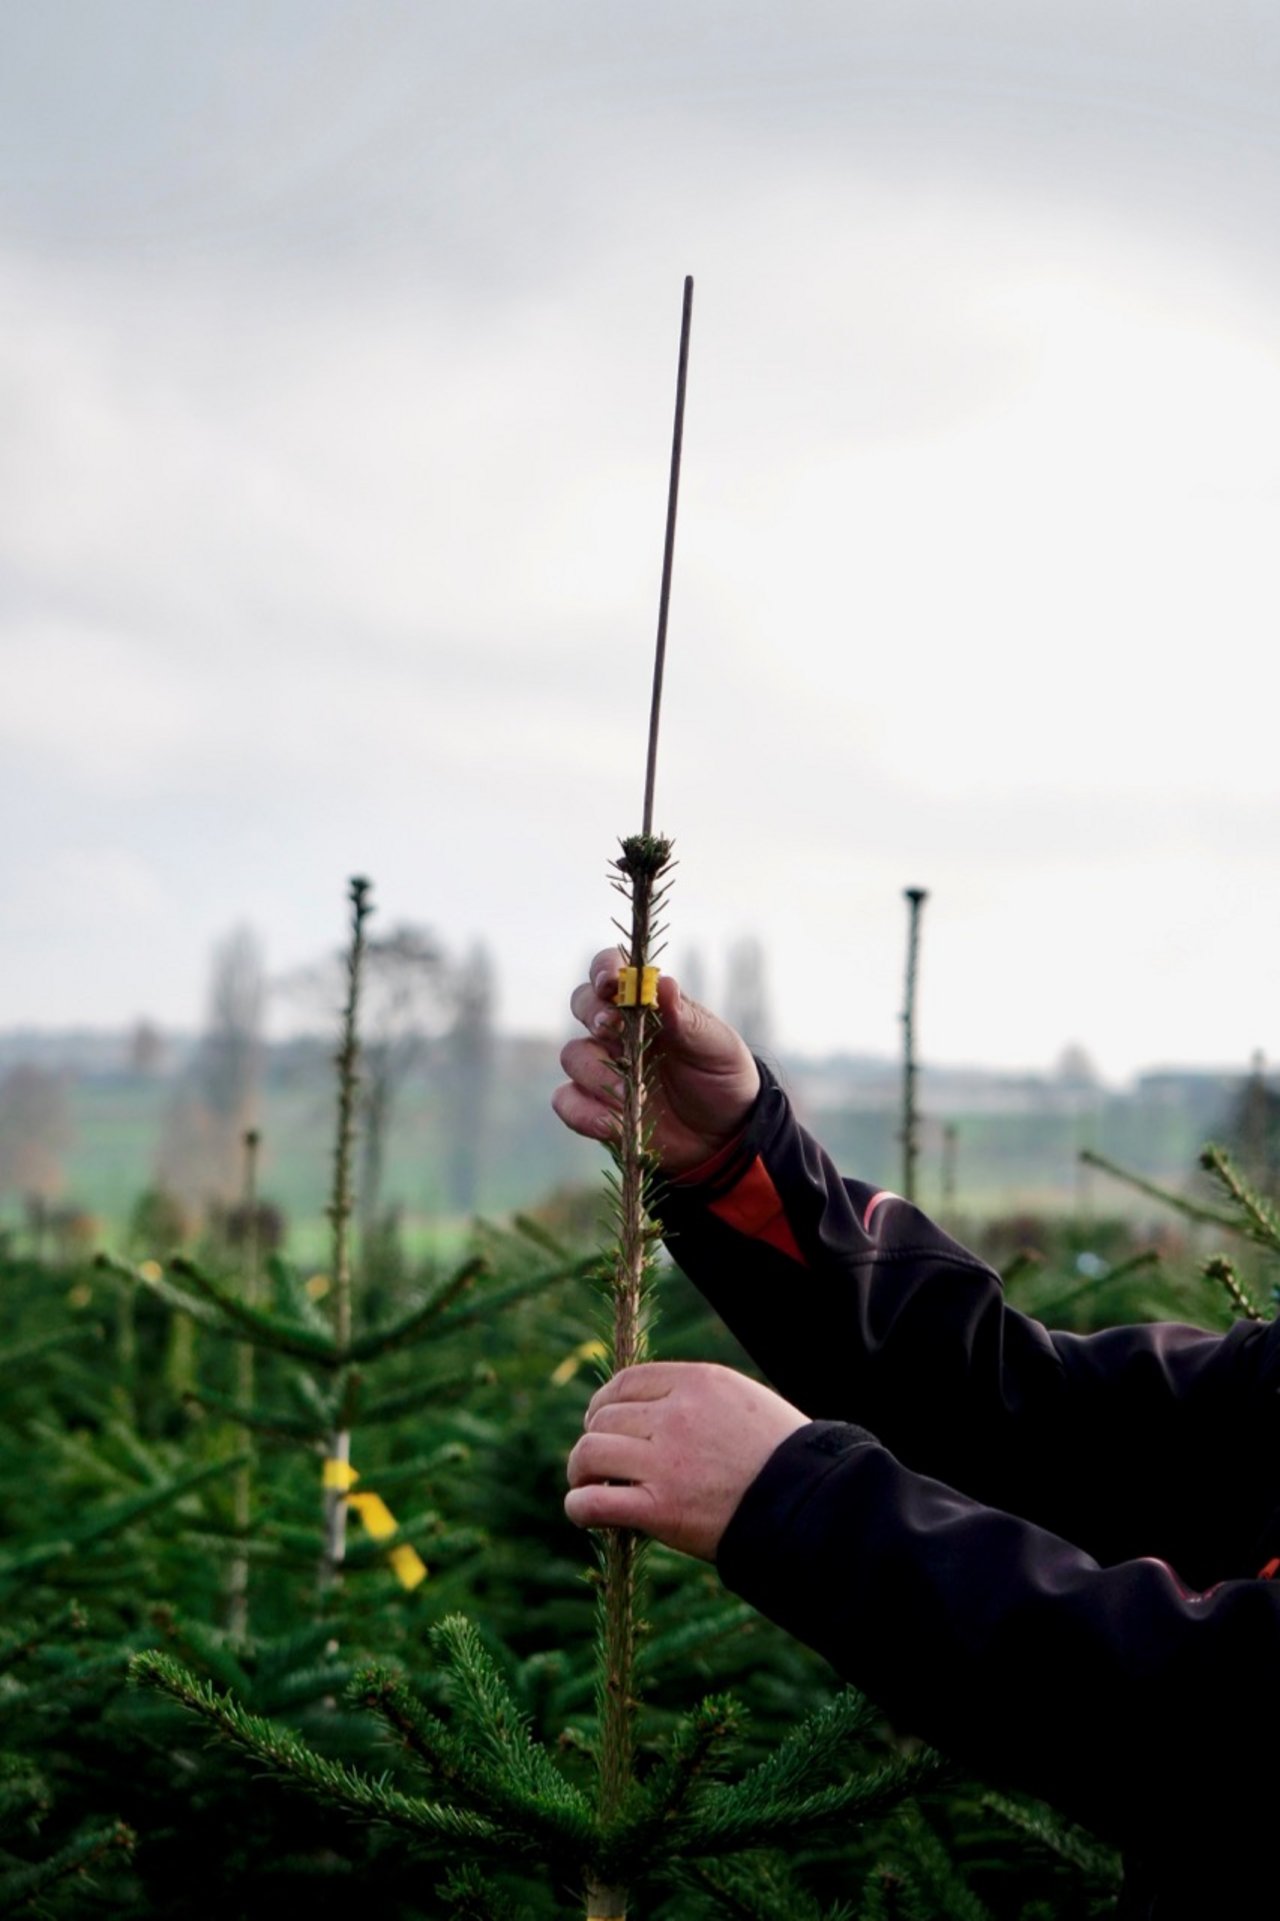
[
  {"left": 718, "top": 1420, "right": 1280, "bottom": 1910},
  {"left": 659, "top": 1064, "right": 1280, "bottom": 1585}
]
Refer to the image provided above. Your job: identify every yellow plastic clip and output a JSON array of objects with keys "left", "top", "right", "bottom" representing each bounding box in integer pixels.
[
  {"left": 615, "top": 965, "right": 660, "bottom": 1008},
  {"left": 388, "top": 1544, "right": 429, "bottom": 1591},
  {"left": 347, "top": 1491, "right": 398, "bottom": 1542},
  {"left": 550, "top": 1337, "right": 608, "bottom": 1388},
  {"left": 323, "top": 1458, "right": 359, "bottom": 1492}
]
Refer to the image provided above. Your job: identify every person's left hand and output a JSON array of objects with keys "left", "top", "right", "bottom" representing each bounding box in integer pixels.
[{"left": 564, "top": 1362, "right": 808, "bottom": 1561}]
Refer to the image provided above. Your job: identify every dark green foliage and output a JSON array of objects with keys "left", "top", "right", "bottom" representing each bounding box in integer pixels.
[
  {"left": 21, "top": 884, "right": 1264, "bottom": 1912},
  {"left": 0, "top": 1221, "right": 1140, "bottom": 1917}
]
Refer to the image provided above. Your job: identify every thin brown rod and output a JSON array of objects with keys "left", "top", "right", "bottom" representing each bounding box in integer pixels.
[{"left": 642, "top": 274, "right": 694, "bottom": 839}]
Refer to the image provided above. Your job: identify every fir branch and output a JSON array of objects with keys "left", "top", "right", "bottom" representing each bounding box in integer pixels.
[
  {"left": 253, "top": 1622, "right": 342, "bottom": 1687},
  {"left": 883, "top": 1805, "right": 995, "bottom": 1921},
  {"left": 1077, "top": 1150, "right": 1237, "bottom": 1228},
  {"left": 853, "top": 1867, "right": 911, "bottom": 1921},
  {"left": 67, "top": 1453, "right": 248, "bottom": 1553},
  {"left": 637, "top": 1601, "right": 757, "bottom": 1679},
  {"left": 4, "top": 1649, "right": 133, "bottom": 1720},
  {"left": 346, "top": 1443, "right": 470, "bottom": 1491},
  {"left": 348, "top": 1661, "right": 593, "bottom": 1854},
  {"left": 181, "top": 1385, "right": 328, "bottom": 1443},
  {"left": 0, "top": 1542, "right": 74, "bottom": 1584},
  {"left": 253, "top": 1523, "right": 355, "bottom": 1569},
  {"left": 268, "top": 1252, "right": 336, "bottom": 1337},
  {"left": 287, "top": 1367, "right": 339, "bottom": 1429},
  {"left": 983, "top": 1790, "right": 1122, "bottom": 1889},
  {"left": 0, "top": 1605, "right": 86, "bottom": 1678},
  {"left": 357, "top": 1371, "right": 491, "bottom": 1430},
  {"left": 100, "top": 1415, "right": 166, "bottom": 1485},
  {"left": 24, "top": 1419, "right": 136, "bottom": 1492},
  {"left": 431, "top": 1616, "right": 592, "bottom": 1816},
  {"left": 439, "top": 1862, "right": 538, "bottom": 1921},
  {"left": 0, "top": 1455, "right": 246, "bottom": 1587},
  {"left": 416, "top": 1523, "right": 485, "bottom": 1564},
  {"left": 0, "top": 1765, "right": 50, "bottom": 1836},
  {"left": 151, "top": 1612, "right": 256, "bottom": 1697},
  {"left": 433, "top": 1257, "right": 600, "bottom": 1336},
  {"left": 345, "top": 1258, "right": 489, "bottom": 1363},
  {"left": 1202, "top": 1255, "right": 1266, "bottom": 1323},
  {"left": 261, "top": 1661, "right": 360, "bottom": 1715},
  {"left": 93, "top": 1253, "right": 232, "bottom": 1335},
  {"left": 693, "top": 1690, "right": 876, "bottom": 1813},
  {"left": 676, "top": 1853, "right": 854, "bottom": 1921},
  {"left": 175, "top": 1528, "right": 297, "bottom": 1568},
  {"left": 0, "top": 1325, "right": 104, "bottom": 1377},
  {"left": 1199, "top": 1143, "right": 1280, "bottom": 1254},
  {"left": 511, "top": 1213, "right": 571, "bottom": 1258},
  {"left": 167, "top": 1257, "right": 341, "bottom": 1365},
  {"left": 130, "top": 1652, "right": 530, "bottom": 1857},
  {"left": 682, "top": 1749, "right": 949, "bottom": 1855},
  {"left": 0, "top": 1819, "right": 134, "bottom": 1913}
]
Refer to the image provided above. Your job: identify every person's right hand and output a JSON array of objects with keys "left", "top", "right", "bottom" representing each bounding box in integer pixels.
[{"left": 552, "top": 949, "right": 760, "bottom": 1174}]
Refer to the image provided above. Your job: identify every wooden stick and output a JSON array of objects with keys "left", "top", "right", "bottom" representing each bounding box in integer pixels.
[{"left": 642, "top": 275, "right": 694, "bottom": 838}]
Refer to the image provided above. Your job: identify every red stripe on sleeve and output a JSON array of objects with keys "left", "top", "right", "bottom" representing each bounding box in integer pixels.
[{"left": 707, "top": 1154, "right": 806, "bottom": 1266}]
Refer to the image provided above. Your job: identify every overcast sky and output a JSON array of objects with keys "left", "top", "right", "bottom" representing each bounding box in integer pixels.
[{"left": 4, "top": 3, "right": 1280, "bottom": 1080}]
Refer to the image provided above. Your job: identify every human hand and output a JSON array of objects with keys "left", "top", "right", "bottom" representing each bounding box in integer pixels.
[
  {"left": 552, "top": 949, "right": 760, "bottom": 1174},
  {"left": 564, "top": 1361, "right": 808, "bottom": 1561}
]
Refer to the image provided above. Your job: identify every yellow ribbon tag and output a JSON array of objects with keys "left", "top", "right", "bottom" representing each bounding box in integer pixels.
[
  {"left": 639, "top": 965, "right": 660, "bottom": 1006},
  {"left": 347, "top": 1491, "right": 398, "bottom": 1541},
  {"left": 388, "top": 1544, "right": 428, "bottom": 1590},
  {"left": 325, "top": 1464, "right": 426, "bottom": 1589},
  {"left": 551, "top": 1338, "right": 608, "bottom": 1387}
]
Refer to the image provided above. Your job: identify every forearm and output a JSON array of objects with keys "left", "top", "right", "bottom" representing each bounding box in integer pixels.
[
  {"left": 717, "top": 1421, "right": 1280, "bottom": 1895},
  {"left": 659, "top": 1064, "right": 1067, "bottom": 1507},
  {"left": 659, "top": 1065, "right": 1278, "bottom": 1572}
]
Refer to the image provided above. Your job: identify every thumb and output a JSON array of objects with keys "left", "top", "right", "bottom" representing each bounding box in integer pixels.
[{"left": 657, "top": 974, "right": 741, "bottom": 1068}]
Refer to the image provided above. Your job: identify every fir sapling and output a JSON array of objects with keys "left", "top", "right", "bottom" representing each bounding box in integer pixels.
[
  {"left": 321, "top": 876, "right": 371, "bottom": 1592},
  {"left": 585, "top": 273, "right": 693, "bottom": 1921},
  {"left": 899, "top": 888, "right": 928, "bottom": 1206},
  {"left": 227, "top": 1126, "right": 261, "bottom": 1637}
]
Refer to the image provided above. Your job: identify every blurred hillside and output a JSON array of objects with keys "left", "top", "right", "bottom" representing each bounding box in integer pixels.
[{"left": 0, "top": 1026, "right": 1265, "bottom": 1251}]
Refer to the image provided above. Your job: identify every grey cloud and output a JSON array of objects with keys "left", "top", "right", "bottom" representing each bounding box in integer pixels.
[{"left": 3, "top": 4, "right": 1278, "bottom": 289}]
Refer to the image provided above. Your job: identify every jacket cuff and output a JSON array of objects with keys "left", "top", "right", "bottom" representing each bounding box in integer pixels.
[{"left": 717, "top": 1419, "right": 879, "bottom": 1596}]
